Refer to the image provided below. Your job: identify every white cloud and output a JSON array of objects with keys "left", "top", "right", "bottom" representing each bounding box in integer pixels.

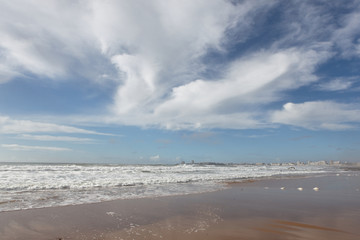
[
  {"left": 0, "top": 0, "right": 279, "bottom": 130},
  {"left": 1, "top": 144, "right": 71, "bottom": 152},
  {"left": 0, "top": 1, "right": 82, "bottom": 79},
  {"left": 150, "top": 155, "right": 160, "bottom": 161},
  {"left": 332, "top": 10, "right": 360, "bottom": 58},
  {"left": 0, "top": 0, "right": 247, "bottom": 84},
  {"left": 106, "top": 48, "right": 328, "bottom": 130},
  {"left": 271, "top": 101, "right": 360, "bottom": 130},
  {"left": 86, "top": 0, "right": 288, "bottom": 130},
  {"left": 0, "top": 63, "right": 20, "bottom": 84},
  {"left": 111, "top": 54, "right": 159, "bottom": 114},
  {"left": 17, "top": 134, "right": 94, "bottom": 142},
  {"left": 96, "top": 1, "right": 333, "bottom": 130},
  {"left": 104, "top": 0, "right": 253, "bottom": 114},
  {"left": 155, "top": 49, "right": 321, "bottom": 113},
  {"left": 317, "top": 78, "right": 355, "bottom": 91},
  {"left": 0, "top": 115, "right": 108, "bottom": 135},
  {"left": 0, "top": 0, "right": 116, "bottom": 83},
  {"left": 69, "top": 1, "right": 275, "bottom": 130},
  {"left": 0, "top": 0, "right": 359, "bottom": 132}
]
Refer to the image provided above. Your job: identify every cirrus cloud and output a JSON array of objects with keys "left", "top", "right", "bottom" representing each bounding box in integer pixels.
[
  {"left": 316, "top": 77, "right": 356, "bottom": 91},
  {"left": 16, "top": 134, "right": 94, "bottom": 142},
  {"left": 1, "top": 144, "right": 71, "bottom": 152},
  {"left": 0, "top": 115, "right": 109, "bottom": 135}
]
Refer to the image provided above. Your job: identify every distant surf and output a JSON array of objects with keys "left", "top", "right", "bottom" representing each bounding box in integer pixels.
[{"left": 0, "top": 163, "right": 340, "bottom": 212}]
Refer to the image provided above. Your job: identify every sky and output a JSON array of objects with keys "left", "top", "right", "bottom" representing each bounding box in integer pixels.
[{"left": 0, "top": 0, "right": 360, "bottom": 164}]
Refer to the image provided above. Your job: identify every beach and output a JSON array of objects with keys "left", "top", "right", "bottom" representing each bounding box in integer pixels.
[
  {"left": 2, "top": 1, "right": 360, "bottom": 239},
  {"left": 1, "top": 173, "right": 359, "bottom": 240}
]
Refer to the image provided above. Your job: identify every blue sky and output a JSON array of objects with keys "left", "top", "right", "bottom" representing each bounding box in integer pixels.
[{"left": 0, "top": 0, "right": 360, "bottom": 164}]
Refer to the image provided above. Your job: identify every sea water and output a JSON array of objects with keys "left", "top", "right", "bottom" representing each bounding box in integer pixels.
[{"left": 0, "top": 163, "right": 338, "bottom": 212}]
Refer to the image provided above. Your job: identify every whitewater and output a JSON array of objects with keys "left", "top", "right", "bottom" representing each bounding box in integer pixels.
[{"left": 0, "top": 163, "right": 340, "bottom": 212}]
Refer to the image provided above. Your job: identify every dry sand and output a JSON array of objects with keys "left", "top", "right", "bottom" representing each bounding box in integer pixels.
[{"left": 0, "top": 174, "right": 359, "bottom": 240}]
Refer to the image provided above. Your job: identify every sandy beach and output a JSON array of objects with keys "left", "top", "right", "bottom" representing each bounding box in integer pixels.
[{"left": 1, "top": 173, "right": 359, "bottom": 240}]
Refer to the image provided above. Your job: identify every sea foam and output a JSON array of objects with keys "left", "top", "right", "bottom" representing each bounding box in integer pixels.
[{"left": 0, "top": 163, "right": 335, "bottom": 212}]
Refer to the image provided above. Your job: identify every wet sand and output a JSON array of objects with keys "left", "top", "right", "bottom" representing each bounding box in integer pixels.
[{"left": 0, "top": 173, "right": 359, "bottom": 240}]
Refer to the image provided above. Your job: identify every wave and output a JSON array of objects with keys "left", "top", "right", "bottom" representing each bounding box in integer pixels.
[{"left": 0, "top": 163, "right": 339, "bottom": 212}]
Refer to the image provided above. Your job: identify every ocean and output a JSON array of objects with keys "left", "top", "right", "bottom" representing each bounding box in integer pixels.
[{"left": 0, "top": 163, "right": 339, "bottom": 212}]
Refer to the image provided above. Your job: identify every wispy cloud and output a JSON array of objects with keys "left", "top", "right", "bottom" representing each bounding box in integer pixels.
[
  {"left": 0, "top": 1, "right": 112, "bottom": 82},
  {"left": 149, "top": 48, "right": 326, "bottom": 130},
  {"left": 247, "top": 134, "right": 270, "bottom": 139},
  {"left": 0, "top": 1, "right": 359, "bottom": 132},
  {"left": 271, "top": 101, "right": 360, "bottom": 130},
  {"left": 0, "top": 115, "right": 109, "bottom": 135},
  {"left": 332, "top": 10, "right": 360, "bottom": 58},
  {"left": 16, "top": 134, "right": 94, "bottom": 142},
  {"left": 0, "top": 0, "right": 281, "bottom": 131},
  {"left": 316, "top": 78, "right": 355, "bottom": 91},
  {"left": 1, "top": 144, "right": 71, "bottom": 152},
  {"left": 149, "top": 155, "right": 160, "bottom": 161}
]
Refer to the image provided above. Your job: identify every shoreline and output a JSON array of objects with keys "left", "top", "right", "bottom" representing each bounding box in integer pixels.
[
  {"left": 0, "top": 171, "right": 337, "bottom": 214},
  {"left": 1, "top": 173, "right": 359, "bottom": 240},
  {"left": 1, "top": 163, "right": 334, "bottom": 213}
]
